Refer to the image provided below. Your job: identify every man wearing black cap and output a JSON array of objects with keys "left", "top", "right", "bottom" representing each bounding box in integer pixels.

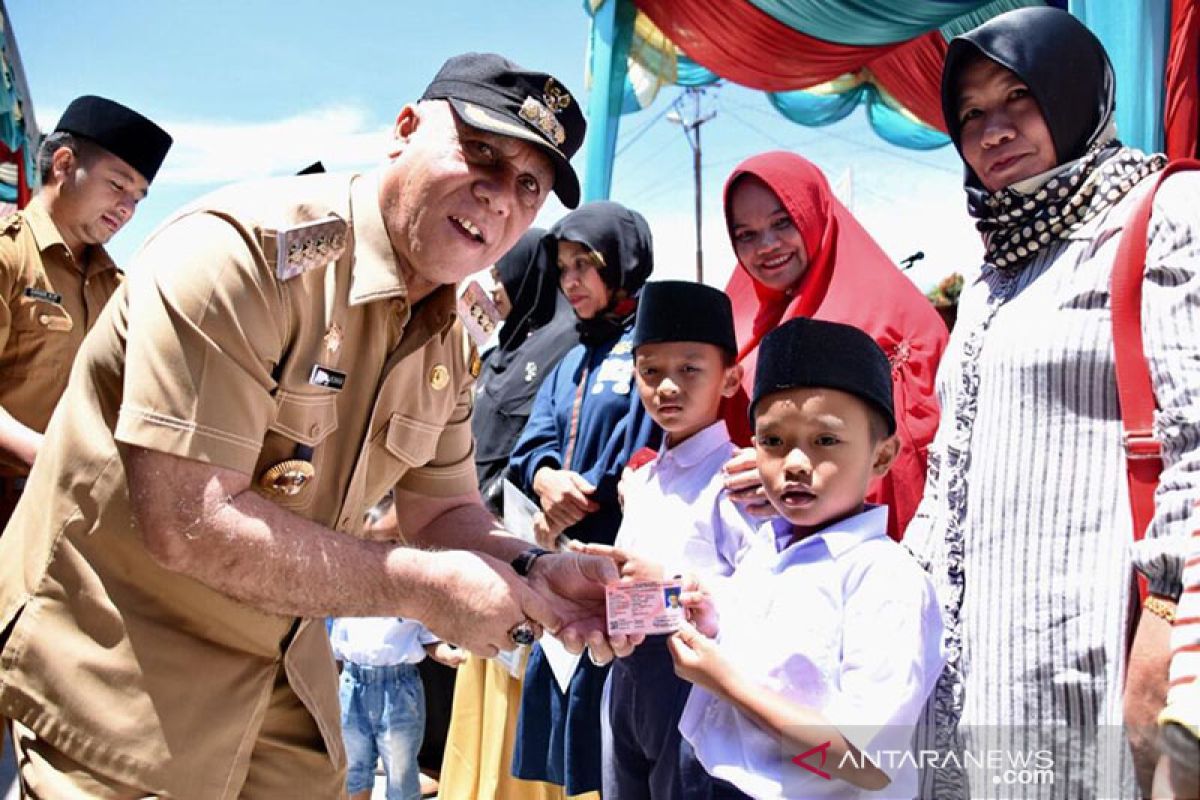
[
  {"left": 0, "top": 54, "right": 626, "bottom": 797},
  {"left": 0, "top": 95, "right": 171, "bottom": 528}
]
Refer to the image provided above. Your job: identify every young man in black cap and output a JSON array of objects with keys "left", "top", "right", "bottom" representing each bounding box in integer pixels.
[
  {"left": 666, "top": 317, "right": 945, "bottom": 799},
  {"left": 0, "top": 95, "right": 171, "bottom": 525},
  {"left": 0, "top": 54, "right": 626, "bottom": 797}
]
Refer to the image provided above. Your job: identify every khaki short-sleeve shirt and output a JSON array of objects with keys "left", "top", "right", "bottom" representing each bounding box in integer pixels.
[
  {"left": 0, "top": 201, "right": 121, "bottom": 474},
  {"left": 0, "top": 172, "right": 479, "bottom": 797}
]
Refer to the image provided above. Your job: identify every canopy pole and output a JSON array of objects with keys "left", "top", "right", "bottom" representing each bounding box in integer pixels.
[
  {"left": 1070, "top": 0, "right": 1168, "bottom": 153},
  {"left": 583, "top": 0, "right": 636, "bottom": 202}
]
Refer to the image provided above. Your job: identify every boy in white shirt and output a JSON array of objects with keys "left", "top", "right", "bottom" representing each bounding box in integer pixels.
[
  {"left": 669, "top": 317, "right": 945, "bottom": 799},
  {"left": 599, "top": 281, "right": 758, "bottom": 799},
  {"left": 330, "top": 616, "right": 465, "bottom": 800}
]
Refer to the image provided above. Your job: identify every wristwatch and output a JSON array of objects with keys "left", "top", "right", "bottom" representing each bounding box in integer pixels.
[{"left": 511, "top": 546, "right": 553, "bottom": 577}]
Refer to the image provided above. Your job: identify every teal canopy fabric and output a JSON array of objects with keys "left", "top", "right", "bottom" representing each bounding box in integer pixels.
[
  {"left": 747, "top": 0, "right": 996, "bottom": 46},
  {"left": 769, "top": 84, "right": 952, "bottom": 150}
]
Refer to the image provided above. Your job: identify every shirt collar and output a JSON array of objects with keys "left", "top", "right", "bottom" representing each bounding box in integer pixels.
[
  {"left": 656, "top": 420, "right": 731, "bottom": 469},
  {"left": 348, "top": 171, "right": 407, "bottom": 307},
  {"left": 769, "top": 504, "right": 889, "bottom": 565},
  {"left": 24, "top": 199, "right": 118, "bottom": 275}
]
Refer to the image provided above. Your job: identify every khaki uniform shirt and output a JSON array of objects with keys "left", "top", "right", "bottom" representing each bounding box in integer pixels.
[
  {"left": 0, "top": 172, "right": 480, "bottom": 798},
  {"left": 0, "top": 201, "right": 121, "bottom": 474}
]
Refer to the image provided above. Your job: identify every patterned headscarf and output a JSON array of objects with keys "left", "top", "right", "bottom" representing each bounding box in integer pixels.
[{"left": 940, "top": 7, "right": 1165, "bottom": 271}]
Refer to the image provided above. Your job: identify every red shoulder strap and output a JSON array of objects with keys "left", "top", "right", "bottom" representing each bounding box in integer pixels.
[{"left": 1111, "top": 159, "right": 1200, "bottom": 544}]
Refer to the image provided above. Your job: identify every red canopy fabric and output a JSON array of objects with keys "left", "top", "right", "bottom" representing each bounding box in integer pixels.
[
  {"left": 1164, "top": 0, "right": 1199, "bottom": 159},
  {"left": 634, "top": 0, "right": 950, "bottom": 131},
  {"left": 718, "top": 152, "right": 948, "bottom": 539}
]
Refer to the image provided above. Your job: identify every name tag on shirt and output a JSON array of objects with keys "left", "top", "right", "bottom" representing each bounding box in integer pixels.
[
  {"left": 309, "top": 364, "right": 346, "bottom": 391},
  {"left": 23, "top": 287, "right": 63, "bottom": 304}
]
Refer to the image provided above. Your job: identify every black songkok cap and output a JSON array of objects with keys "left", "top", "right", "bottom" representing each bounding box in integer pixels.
[
  {"left": 55, "top": 95, "right": 173, "bottom": 183},
  {"left": 633, "top": 280, "right": 737, "bottom": 357},
  {"left": 750, "top": 317, "right": 895, "bottom": 435},
  {"left": 421, "top": 52, "right": 585, "bottom": 208}
]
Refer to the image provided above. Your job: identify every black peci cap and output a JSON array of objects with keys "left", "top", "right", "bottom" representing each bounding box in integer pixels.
[
  {"left": 421, "top": 52, "right": 585, "bottom": 208},
  {"left": 55, "top": 95, "right": 172, "bottom": 183},
  {"left": 750, "top": 317, "right": 895, "bottom": 435},
  {"left": 633, "top": 280, "right": 737, "bottom": 356}
]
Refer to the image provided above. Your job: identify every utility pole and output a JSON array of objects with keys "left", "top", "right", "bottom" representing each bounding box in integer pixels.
[{"left": 667, "top": 87, "right": 717, "bottom": 283}]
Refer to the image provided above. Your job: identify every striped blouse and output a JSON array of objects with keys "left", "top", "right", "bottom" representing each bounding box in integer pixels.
[{"left": 905, "top": 170, "right": 1200, "bottom": 798}]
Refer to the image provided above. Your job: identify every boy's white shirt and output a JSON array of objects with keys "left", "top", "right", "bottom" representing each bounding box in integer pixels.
[
  {"left": 614, "top": 420, "right": 759, "bottom": 578},
  {"left": 329, "top": 617, "right": 439, "bottom": 667},
  {"left": 679, "top": 505, "right": 946, "bottom": 800}
]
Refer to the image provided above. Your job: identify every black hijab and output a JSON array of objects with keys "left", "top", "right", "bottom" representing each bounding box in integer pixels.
[
  {"left": 549, "top": 201, "right": 654, "bottom": 346},
  {"left": 473, "top": 229, "right": 580, "bottom": 512},
  {"left": 941, "top": 6, "right": 1115, "bottom": 183},
  {"left": 494, "top": 228, "right": 556, "bottom": 354},
  {"left": 939, "top": 7, "right": 1164, "bottom": 270}
]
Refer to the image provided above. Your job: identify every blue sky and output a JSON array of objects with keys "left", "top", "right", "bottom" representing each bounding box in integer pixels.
[{"left": 8, "top": 0, "right": 981, "bottom": 290}]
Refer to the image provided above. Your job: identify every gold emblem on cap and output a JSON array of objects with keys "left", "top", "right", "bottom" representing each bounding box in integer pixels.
[
  {"left": 543, "top": 79, "right": 571, "bottom": 113},
  {"left": 519, "top": 97, "right": 567, "bottom": 147},
  {"left": 429, "top": 364, "right": 450, "bottom": 390},
  {"left": 324, "top": 323, "right": 343, "bottom": 354},
  {"left": 258, "top": 459, "right": 316, "bottom": 497}
]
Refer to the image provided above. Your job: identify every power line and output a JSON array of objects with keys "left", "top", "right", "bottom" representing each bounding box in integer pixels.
[{"left": 615, "top": 102, "right": 674, "bottom": 157}]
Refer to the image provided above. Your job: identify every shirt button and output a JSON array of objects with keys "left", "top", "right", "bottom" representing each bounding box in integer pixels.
[
  {"left": 309, "top": 423, "right": 321, "bottom": 437},
  {"left": 38, "top": 314, "right": 50, "bottom": 326}
]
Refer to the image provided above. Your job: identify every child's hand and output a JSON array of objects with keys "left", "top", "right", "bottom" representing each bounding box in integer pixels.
[
  {"left": 425, "top": 642, "right": 467, "bottom": 668},
  {"left": 679, "top": 574, "right": 719, "bottom": 637},
  {"left": 533, "top": 467, "right": 599, "bottom": 530},
  {"left": 569, "top": 542, "right": 666, "bottom": 583},
  {"left": 723, "top": 447, "right": 774, "bottom": 518},
  {"left": 532, "top": 512, "right": 562, "bottom": 550},
  {"left": 668, "top": 619, "right": 732, "bottom": 696}
]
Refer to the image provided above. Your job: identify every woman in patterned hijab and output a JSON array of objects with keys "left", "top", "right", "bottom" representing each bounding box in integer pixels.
[{"left": 905, "top": 7, "right": 1199, "bottom": 799}]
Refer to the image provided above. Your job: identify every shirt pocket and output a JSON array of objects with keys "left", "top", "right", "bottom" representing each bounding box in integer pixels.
[
  {"left": 382, "top": 413, "right": 441, "bottom": 467},
  {"left": 6, "top": 296, "right": 75, "bottom": 377},
  {"left": 254, "top": 390, "right": 340, "bottom": 511}
]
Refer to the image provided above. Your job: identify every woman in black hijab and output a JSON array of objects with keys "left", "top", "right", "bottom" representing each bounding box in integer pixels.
[
  {"left": 904, "top": 7, "right": 1200, "bottom": 799},
  {"left": 509, "top": 201, "right": 659, "bottom": 797},
  {"left": 472, "top": 228, "right": 579, "bottom": 514}
]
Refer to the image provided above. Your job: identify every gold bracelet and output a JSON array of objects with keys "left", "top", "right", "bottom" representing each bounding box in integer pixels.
[{"left": 1144, "top": 594, "right": 1177, "bottom": 623}]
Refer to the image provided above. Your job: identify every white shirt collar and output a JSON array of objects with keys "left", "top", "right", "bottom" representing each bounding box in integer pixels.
[
  {"left": 769, "top": 504, "right": 889, "bottom": 566},
  {"left": 655, "top": 420, "right": 731, "bottom": 470}
]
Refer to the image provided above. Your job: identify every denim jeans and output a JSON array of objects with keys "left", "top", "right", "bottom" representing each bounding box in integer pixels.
[{"left": 339, "top": 662, "right": 426, "bottom": 800}]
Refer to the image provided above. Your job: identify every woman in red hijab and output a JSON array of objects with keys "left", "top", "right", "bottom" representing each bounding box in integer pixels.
[{"left": 721, "top": 151, "right": 948, "bottom": 539}]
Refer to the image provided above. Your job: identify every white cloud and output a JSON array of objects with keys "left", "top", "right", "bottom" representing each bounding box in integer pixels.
[{"left": 157, "top": 105, "right": 390, "bottom": 184}]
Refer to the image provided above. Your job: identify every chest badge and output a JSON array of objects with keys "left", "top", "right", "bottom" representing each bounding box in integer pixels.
[
  {"left": 258, "top": 459, "right": 316, "bottom": 497},
  {"left": 429, "top": 364, "right": 450, "bottom": 391},
  {"left": 323, "top": 323, "right": 343, "bottom": 354},
  {"left": 309, "top": 364, "right": 347, "bottom": 391},
  {"left": 524, "top": 361, "right": 538, "bottom": 383},
  {"left": 24, "top": 287, "right": 63, "bottom": 304}
]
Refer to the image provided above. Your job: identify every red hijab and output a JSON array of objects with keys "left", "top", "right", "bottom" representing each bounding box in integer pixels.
[{"left": 721, "top": 152, "right": 948, "bottom": 539}]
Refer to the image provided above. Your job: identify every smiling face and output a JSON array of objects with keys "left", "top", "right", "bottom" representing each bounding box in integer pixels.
[
  {"left": 728, "top": 176, "right": 808, "bottom": 292},
  {"left": 956, "top": 56, "right": 1058, "bottom": 193},
  {"left": 378, "top": 101, "right": 555, "bottom": 300},
  {"left": 635, "top": 340, "right": 741, "bottom": 446},
  {"left": 753, "top": 386, "right": 897, "bottom": 534},
  {"left": 49, "top": 145, "right": 148, "bottom": 255},
  {"left": 557, "top": 239, "right": 611, "bottom": 320}
]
